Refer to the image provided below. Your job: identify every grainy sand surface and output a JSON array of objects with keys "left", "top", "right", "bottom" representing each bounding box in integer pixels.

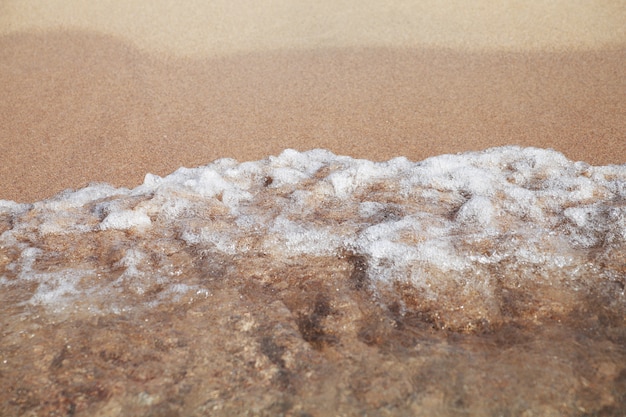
[{"left": 1, "top": 1, "right": 625, "bottom": 202}]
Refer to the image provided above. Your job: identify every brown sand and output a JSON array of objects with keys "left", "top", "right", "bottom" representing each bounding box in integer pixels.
[
  {"left": 1, "top": 1, "right": 626, "bottom": 203},
  {"left": 1, "top": 29, "right": 624, "bottom": 202},
  {"left": 1, "top": 5, "right": 626, "bottom": 415}
]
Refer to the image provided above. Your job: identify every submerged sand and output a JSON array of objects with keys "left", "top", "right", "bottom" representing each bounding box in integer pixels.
[{"left": 1, "top": 147, "right": 625, "bottom": 415}]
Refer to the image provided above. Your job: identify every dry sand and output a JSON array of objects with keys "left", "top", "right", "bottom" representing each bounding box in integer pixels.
[{"left": 1, "top": 1, "right": 625, "bottom": 202}]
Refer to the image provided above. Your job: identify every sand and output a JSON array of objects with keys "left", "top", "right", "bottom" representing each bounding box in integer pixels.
[
  {"left": 1, "top": 4, "right": 626, "bottom": 415},
  {"left": 1, "top": 1, "right": 625, "bottom": 203}
]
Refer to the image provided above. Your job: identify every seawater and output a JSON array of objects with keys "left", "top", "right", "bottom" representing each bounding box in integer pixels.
[{"left": 1, "top": 147, "right": 625, "bottom": 416}]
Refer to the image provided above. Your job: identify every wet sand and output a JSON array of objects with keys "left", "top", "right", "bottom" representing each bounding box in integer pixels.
[
  {"left": 1, "top": 1, "right": 625, "bottom": 203},
  {"left": 1, "top": 147, "right": 625, "bottom": 416}
]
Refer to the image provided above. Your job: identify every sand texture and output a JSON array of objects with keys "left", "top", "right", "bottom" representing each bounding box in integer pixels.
[
  {"left": 1, "top": 1, "right": 625, "bottom": 202},
  {"left": 1, "top": 2, "right": 625, "bottom": 416}
]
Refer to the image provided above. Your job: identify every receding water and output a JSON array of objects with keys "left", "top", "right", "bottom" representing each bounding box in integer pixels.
[{"left": 1, "top": 147, "right": 625, "bottom": 416}]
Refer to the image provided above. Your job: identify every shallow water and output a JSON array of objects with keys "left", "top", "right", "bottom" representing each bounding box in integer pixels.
[{"left": 1, "top": 147, "right": 625, "bottom": 416}]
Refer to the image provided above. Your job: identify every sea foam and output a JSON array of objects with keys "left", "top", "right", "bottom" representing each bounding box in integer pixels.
[
  {"left": 0, "top": 146, "right": 624, "bottom": 328},
  {"left": 1, "top": 146, "right": 625, "bottom": 416}
]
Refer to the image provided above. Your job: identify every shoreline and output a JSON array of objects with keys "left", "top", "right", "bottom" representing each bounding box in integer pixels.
[
  {"left": 2, "top": 30, "right": 625, "bottom": 203},
  {"left": 1, "top": 4, "right": 625, "bottom": 414}
]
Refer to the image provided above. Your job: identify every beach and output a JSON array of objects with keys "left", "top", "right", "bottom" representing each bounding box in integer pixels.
[
  {"left": 1, "top": 1, "right": 625, "bottom": 202},
  {"left": 1, "top": 2, "right": 625, "bottom": 416}
]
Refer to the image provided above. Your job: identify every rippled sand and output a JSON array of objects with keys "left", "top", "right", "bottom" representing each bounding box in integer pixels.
[{"left": 1, "top": 147, "right": 624, "bottom": 416}]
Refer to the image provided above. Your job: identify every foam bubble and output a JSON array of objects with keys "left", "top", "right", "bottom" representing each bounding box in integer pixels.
[
  {"left": 100, "top": 209, "right": 152, "bottom": 230},
  {"left": 3, "top": 146, "right": 626, "bottom": 416},
  {"left": 0, "top": 146, "right": 624, "bottom": 330}
]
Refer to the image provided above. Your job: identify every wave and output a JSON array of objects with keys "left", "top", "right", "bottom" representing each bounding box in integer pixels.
[
  {"left": 1, "top": 146, "right": 625, "bottom": 415},
  {"left": 2, "top": 146, "right": 624, "bottom": 327}
]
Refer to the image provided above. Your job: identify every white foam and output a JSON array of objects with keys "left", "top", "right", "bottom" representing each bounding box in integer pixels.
[
  {"left": 1, "top": 146, "right": 624, "bottom": 315},
  {"left": 100, "top": 209, "right": 152, "bottom": 230},
  {"left": 28, "top": 270, "right": 87, "bottom": 307},
  {"left": 455, "top": 195, "right": 494, "bottom": 228}
]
